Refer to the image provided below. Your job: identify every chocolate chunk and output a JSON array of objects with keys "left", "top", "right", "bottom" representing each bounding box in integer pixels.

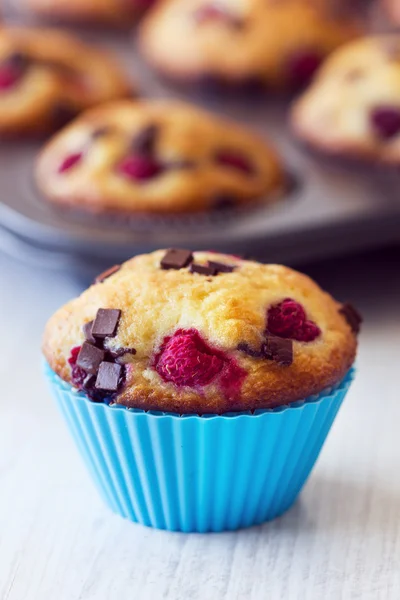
[
  {"left": 109, "top": 347, "right": 137, "bottom": 363},
  {"left": 189, "top": 263, "right": 217, "bottom": 276},
  {"left": 51, "top": 103, "right": 79, "bottom": 128},
  {"left": 237, "top": 342, "right": 265, "bottom": 358},
  {"left": 82, "top": 320, "right": 96, "bottom": 344},
  {"left": 92, "top": 308, "right": 121, "bottom": 339},
  {"left": 76, "top": 342, "right": 105, "bottom": 374},
  {"left": 207, "top": 261, "right": 235, "bottom": 274},
  {"left": 161, "top": 249, "right": 193, "bottom": 270},
  {"left": 339, "top": 303, "right": 362, "bottom": 334},
  {"left": 95, "top": 264, "right": 121, "bottom": 284},
  {"left": 263, "top": 336, "right": 293, "bottom": 367},
  {"left": 95, "top": 362, "right": 122, "bottom": 392},
  {"left": 82, "top": 374, "right": 96, "bottom": 390},
  {"left": 211, "top": 195, "right": 237, "bottom": 211},
  {"left": 4, "top": 52, "right": 30, "bottom": 72},
  {"left": 132, "top": 124, "right": 159, "bottom": 156}
]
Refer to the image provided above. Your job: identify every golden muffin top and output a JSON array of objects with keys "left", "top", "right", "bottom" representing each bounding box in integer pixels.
[
  {"left": 35, "top": 99, "right": 284, "bottom": 214},
  {"left": 43, "top": 250, "right": 360, "bottom": 413},
  {"left": 0, "top": 27, "right": 131, "bottom": 135},
  {"left": 291, "top": 35, "right": 400, "bottom": 162},
  {"left": 139, "top": 0, "right": 360, "bottom": 89}
]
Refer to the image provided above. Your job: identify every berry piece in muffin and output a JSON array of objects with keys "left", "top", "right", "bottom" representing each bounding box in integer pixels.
[
  {"left": 291, "top": 35, "right": 400, "bottom": 163},
  {"left": 138, "top": 0, "right": 360, "bottom": 91},
  {"left": 42, "top": 250, "right": 359, "bottom": 414},
  {"left": 35, "top": 99, "right": 285, "bottom": 214},
  {"left": 21, "top": 0, "right": 156, "bottom": 26},
  {"left": 0, "top": 27, "right": 132, "bottom": 136}
]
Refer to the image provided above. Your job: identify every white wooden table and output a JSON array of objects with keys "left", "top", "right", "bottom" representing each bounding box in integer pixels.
[{"left": 1, "top": 248, "right": 399, "bottom": 600}]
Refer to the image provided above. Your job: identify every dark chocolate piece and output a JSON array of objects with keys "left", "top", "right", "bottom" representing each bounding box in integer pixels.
[
  {"left": 207, "top": 261, "right": 235, "bottom": 274},
  {"left": 92, "top": 308, "right": 121, "bottom": 339},
  {"left": 51, "top": 103, "right": 79, "bottom": 128},
  {"left": 82, "top": 320, "right": 96, "bottom": 344},
  {"left": 95, "top": 264, "right": 121, "bottom": 284},
  {"left": 161, "top": 249, "right": 193, "bottom": 270},
  {"left": 263, "top": 336, "right": 293, "bottom": 367},
  {"left": 211, "top": 195, "right": 237, "bottom": 211},
  {"left": 109, "top": 347, "right": 137, "bottom": 363},
  {"left": 339, "top": 303, "right": 363, "bottom": 334},
  {"left": 95, "top": 362, "right": 122, "bottom": 392},
  {"left": 237, "top": 342, "right": 265, "bottom": 358},
  {"left": 82, "top": 374, "right": 96, "bottom": 390},
  {"left": 4, "top": 52, "right": 30, "bottom": 72},
  {"left": 189, "top": 263, "right": 217, "bottom": 276},
  {"left": 133, "top": 124, "right": 159, "bottom": 156},
  {"left": 76, "top": 342, "right": 105, "bottom": 374}
]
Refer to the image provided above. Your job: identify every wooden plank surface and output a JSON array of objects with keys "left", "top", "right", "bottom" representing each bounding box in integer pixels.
[{"left": 1, "top": 249, "right": 399, "bottom": 600}]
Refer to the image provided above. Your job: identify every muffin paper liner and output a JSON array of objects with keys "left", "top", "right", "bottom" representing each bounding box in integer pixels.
[{"left": 44, "top": 363, "right": 354, "bottom": 533}]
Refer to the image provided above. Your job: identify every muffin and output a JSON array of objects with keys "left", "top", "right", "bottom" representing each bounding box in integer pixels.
[
  {"left": 138, "top": 0, "right": 360, "bottom": 91},
  {"left": 0, "top": 27, "right": 132, "bottom": 136},
  {"left": 35, "top": 99, "right": 285, "bottom": 214},
  {"left": 20, "top": 0, "right": 156, "bottom": 26},
  {"left": 291, "top": 35, "right": 400, "bottom": 163},
  {"left": 43, "top": 249, "right": 360, "bottom": 531}
]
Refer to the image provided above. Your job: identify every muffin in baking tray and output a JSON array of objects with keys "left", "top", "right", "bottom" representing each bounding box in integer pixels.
[
  {"left": 35, "top": 99, "right": 285, "bottom": 215},
  {"left": 43, "top": 249, "right": 360, "bottom": 531},
  {"left": 138, "top": 0, "right": 360, "bottom": 91},
  {"left": 291, "top": 35, "right": 400, "bottom": 163},
  {"left": 20, "top": 0, "right": 156, "bottom": 25},
  {"left": 0, "top": 27, "right": 132, "bottom": 136}
]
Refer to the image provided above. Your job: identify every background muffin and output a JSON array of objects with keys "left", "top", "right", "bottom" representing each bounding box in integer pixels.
[
  {"left": 138, "top": 0, "right": 360, "bottom": 91},
  {"left": 35, "top": 99, "right": 285, "bottom": 214},
  {"left": 291, "top": 35, "right": 400, "bottom": 163},
  {"left": 43, "top": 249, "right": 359, "bottom": 413},
  {"left": 0, "top": 27, "right": 132, "bottom": 135},
  {"left": 19, "top": 0, "right": 156, "bottom": 26}
]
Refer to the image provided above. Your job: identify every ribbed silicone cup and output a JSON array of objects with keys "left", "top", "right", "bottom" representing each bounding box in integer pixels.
[{"left": 44, "top": 363, "right": 354, "bottom": 533}]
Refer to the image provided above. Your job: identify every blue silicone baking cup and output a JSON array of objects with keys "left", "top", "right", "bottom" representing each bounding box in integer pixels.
[{"left": 44, "top": 363, "right": 354, "bottom": 533}]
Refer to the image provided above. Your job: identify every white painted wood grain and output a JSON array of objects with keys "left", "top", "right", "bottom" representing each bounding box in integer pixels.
[{"left": 1, "top": 250, "right": 399, "bottom": 600}]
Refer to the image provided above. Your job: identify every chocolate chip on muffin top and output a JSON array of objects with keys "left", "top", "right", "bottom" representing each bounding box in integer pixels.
[{"left": 43, "top": 250, "right": 359, "bottom": 414}]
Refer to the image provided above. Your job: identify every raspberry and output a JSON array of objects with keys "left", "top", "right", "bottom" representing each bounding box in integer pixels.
[
  {"left": 215, "top": 151, "right": 254, "bottom": 175},
  {"left": 68, "top": 345, "right": 81, "bottom": 366},
  {"left": 219, "top": 359, "right": 247, "bottom": 397},
  {"left": 117, "top": 155, "right": 163, "bottom": 181},
  {"left": 370, "top": 106, "right": 400, "bottom": 139},
  {"left": 154, "top": 328, "right": 247, "bottom": 394},
  {"left": 0, "top": 64, "right": 22, "bottom": 91},
  {"left": 68, "top": 346, "right": 87, "bottom": 388},
  {"left": 58, "top": 152, "right": 83, "bottom": 174},
  {"left": 288, "top": 50, "right": 322, "bottom": 89},
  {"left": 267, "top": 298, "right": 321, "bottom": 342},
  {"left": 154, "top": 329, "right": 223, "bottom": 387}
]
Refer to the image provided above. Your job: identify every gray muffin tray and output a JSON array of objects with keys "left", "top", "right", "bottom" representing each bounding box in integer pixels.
[{"left": 1, "top": 8, "right": 400, "bottom": 269}]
